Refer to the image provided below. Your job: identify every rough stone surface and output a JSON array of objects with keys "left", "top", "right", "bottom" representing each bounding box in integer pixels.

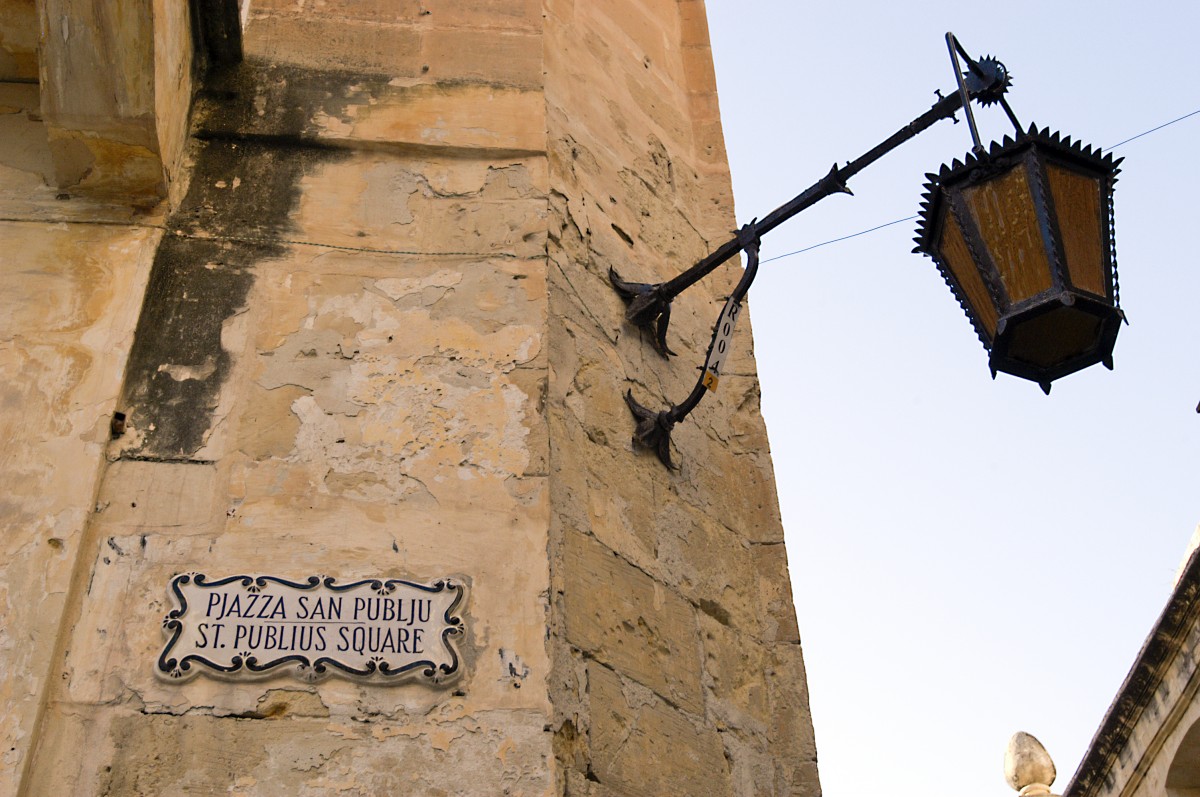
[
  {"left": 588, "top": 663, "right": 731, "bottom": 797},
  {"left": 0, "top": 0, "right": 37, "bottom": 81},
  {"left": 2, "top": 2, "right": 819, "bottom": 795},
  {"left": 1006, "top": 731, "right": 1057, "bottom": 791},
  {"left": 1064, "top": 545, "right": 1200, "bottom": 797},
  {"left": 562, "top": 529, "right": 704, "bottom": 713},
  {"left": 0, "top": 220, "right": 159, "bottom": 795},
  {"left": 542, "top": 1, "right": 818, "bottom": 795},
  {"left": 38, "top": 0, "right": 193, "bottom": 202}
]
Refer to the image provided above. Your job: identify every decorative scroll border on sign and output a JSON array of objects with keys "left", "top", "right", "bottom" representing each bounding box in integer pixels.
[{"left": 157, "top": 573, "right": 466, "bottom": 685}]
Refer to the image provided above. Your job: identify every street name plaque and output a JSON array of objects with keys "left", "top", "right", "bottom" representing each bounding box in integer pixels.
[{"left": 157, "top": 574, "right": 465, "bottom": 684}]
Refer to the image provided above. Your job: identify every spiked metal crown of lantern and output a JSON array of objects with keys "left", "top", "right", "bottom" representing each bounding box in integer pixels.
[{"left": 914, "top": 126, "right": 1124, "bottom": 393}]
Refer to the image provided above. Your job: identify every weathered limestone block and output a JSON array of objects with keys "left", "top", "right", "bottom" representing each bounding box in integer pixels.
[
  {"left": 654, "top": 503, "right": 764, "bottom": 631},
  {"left": 561, "top": 528, "right": 704, "bottom": 714},
  {"left": 700, "top": 613, "right": 772, "bottom": 728},
  {"left": 93, "top": 460, "right": 223, "bottom": 533},
  {"left": 291, "top": 156, "right": 549, "bottom": 259},
  {"left": 543, "top": 3, "right": 817, "bottom": 796},
  {"left": 193, "top": 61, "right": 546, "bottom": 157},
  {"left": 50, "top": 504, "right": 550, "bottom": 715},
  {"left": 767, "top": 642, "right": 821, "bottom": 794},
  {"left": 0, "top": 83, "right": 167, "bottom": 223},
  {"left": 587, "top": 663, "right": 732, "bottom": 797},
  {"left": 0, "top": 221, "right": 159, "bottom": 796},
  {"left": 231, "top": 248, "right": 548, "bottom": 510},
  {"left": 151, "top": 0, "right": 195, "bottom": 204},
  {"left": 38, "top": 0, "right": 194, "bottom": 203},
  {"left": 27, "top": 704, "right": 555, "bottom": 796},
  {"left": 0, "top": 0, "right": 37, "bottom": 80},
  {"left": 0, "top": 84, "right": 53, "bottom": 190},
  {"left": 4, "top": 2, "right": 819, "bottom": 795},
  {"left": 252, "top": 0, "right": 546, "bottom": 30},
  {"left": 30, "top": 33, "right": 560, "bottom": 784},
  {"left": 244, "top": 3, "right": 542, "bottom": 88},
  {"left": 755, "top": 542, "right": 803, "bottom": 645}
]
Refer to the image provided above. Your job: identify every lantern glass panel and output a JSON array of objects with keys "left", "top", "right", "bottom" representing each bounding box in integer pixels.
[
  {"left": 1046, "top": 163, "right": 1107, "bottom": 297},
  {"left": 937, "top": 209, "right": 998, "bottom": 337},
  {"left": 963, "top": 164, "right": 1053, "bottom": 303}
]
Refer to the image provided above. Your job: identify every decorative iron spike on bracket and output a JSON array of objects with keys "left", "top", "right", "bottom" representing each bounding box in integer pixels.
[{"left": 611, "top": 33, "right": 1126, "bottom": 468}]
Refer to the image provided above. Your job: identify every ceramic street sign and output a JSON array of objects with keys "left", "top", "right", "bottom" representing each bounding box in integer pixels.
[{"left": 157, "top": 574, "right": 465, "bottom": 684}]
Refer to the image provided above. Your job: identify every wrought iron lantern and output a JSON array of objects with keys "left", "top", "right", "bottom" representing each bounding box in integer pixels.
[
  {"left": 611, "top": 33, "right": 1127, "bottom": 468},
  {"left": 914, "top": 128, "right": 1123, "bottom": 393}
]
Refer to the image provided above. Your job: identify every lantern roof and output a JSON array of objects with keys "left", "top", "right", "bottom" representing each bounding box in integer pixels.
[{"left": 914, "top": 124, "right": 1123, "bottom": 261}]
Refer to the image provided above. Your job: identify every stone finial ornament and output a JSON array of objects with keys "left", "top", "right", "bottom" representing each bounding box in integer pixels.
[{"left": 1005, "top": 732, "right": 1058, "bottom": 796}]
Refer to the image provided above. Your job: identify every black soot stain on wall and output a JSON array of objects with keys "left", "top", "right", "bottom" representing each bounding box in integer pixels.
[{"left": 119, "top": 62, "right": 388, "bottom": 460}]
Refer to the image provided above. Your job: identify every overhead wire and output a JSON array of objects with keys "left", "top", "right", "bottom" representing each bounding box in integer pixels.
[
  {"left": 755, "top": 107, "right": 1200, "bottom": 265},
  {"left": 760, "top": 216, "right": 918, "bottom": 265}
]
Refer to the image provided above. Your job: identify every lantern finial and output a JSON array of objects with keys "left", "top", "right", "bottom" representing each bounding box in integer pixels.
[{"left": 1005, "top": 732, "right": 1057, "bottom": 796}]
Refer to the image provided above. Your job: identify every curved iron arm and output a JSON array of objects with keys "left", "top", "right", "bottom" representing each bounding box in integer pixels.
[
  {"left": 610, "top": 37, "right": 1011, "bottom": 358},
  {"left": 626, "top": 224, "right": 761, "bottom": 469},
  {"left": 619, "top": 35, "right": 1016, "bottom": 468}
]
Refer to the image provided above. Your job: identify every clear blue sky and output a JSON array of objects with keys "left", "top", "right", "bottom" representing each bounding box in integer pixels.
[{"left": 706, "top": 2, "right": 1200, "bottom": 795}]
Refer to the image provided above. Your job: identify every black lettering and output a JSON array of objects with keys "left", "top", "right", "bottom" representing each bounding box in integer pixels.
[
  {"left": 417, "top": 600, "right": 431, "bottom": 623},
  {"left": 297, "top": 596, "right": 310, "bottom": 619},
  {"left": 294, "top": 625, "right": 313, "bottom": 652},
  {"left": 337, "top": 626, "right": 350, "bottom": 652},
  {"left": 379, "top": 628, "right": 396, "bottom": 653},
  {"left": 196, "top": 623, "right": 209, "bottom": 648},
  {"left": 412, "top": 627, "right": 424, "bottom": 653},
  {"left": 206, "top": 594, "right": 222, "bottom": 618},
  {"left": 247, "top": 625, "right": 263, "bottom": 648},
  {"left": 316, "top": 626, "right": 327, "bottom": 651}
]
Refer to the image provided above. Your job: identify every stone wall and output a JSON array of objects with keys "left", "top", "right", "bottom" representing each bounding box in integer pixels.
[
  {"left": 3, "top": 2, "right": 820, "bottom": 795},
  {"left": 0, "top": 0, "right": 37, "bottom": 81},
  {"left": 542, "top": 2, "right": 819, "bottom": 795},
  {"left": 0, "top": 71, "right": 165, "bottom": 796},
  {"left": 1066, "top": 546, "right": 1200, "bottom": 797},
  {"left": 21, "top": 3, "right": 556, "bottom": 793}
]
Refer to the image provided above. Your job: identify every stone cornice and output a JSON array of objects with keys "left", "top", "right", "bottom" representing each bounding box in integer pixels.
[{"left": 1065, "top": 546, "right": 1200, "bottom": 797}]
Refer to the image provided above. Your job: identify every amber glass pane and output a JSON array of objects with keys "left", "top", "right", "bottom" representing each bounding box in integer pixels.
[
  {"left": 1047, "top": 163, "right": 1106, "bottom": 297},
  {"left": 963, "top": 165, "right": 1053, "bottom": 303},
  {"left": 938, "top": 210, "right": 998, "bottom": 337}
]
